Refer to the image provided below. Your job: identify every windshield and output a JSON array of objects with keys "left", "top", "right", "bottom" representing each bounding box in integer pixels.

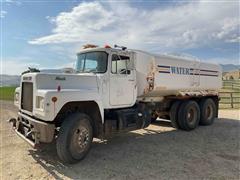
[{"left": 76, "top": 51, "right": 108, "bottom": 73}]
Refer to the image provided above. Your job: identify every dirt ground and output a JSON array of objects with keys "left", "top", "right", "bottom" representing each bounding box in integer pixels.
[{"left": 0, "top": 100, "right": 239, "bottom": 180}]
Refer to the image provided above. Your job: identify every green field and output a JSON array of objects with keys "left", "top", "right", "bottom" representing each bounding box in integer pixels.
[{"left": 0, "top": 86, "right": 16, "bottom": 101}]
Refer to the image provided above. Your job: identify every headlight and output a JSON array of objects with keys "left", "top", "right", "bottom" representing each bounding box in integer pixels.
[
  {"left": 36, "top": 96, "right": 44, "bottom": 110},
  {"left": 14, "top": 92, "right": 19, "bottom": 103}
]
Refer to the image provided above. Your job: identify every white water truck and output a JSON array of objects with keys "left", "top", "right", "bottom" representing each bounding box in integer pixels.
[{"left": 9, "top": 44, "right": 222, "bottom": 163}]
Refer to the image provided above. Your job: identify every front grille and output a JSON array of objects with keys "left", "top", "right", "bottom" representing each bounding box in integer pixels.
[{"left": 21, "top": 82, "right": 33, "bottom": 112}]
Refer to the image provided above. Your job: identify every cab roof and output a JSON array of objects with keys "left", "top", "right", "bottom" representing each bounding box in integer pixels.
[{"left": 77, "top": 47, "right": 133, "bottom": 55}]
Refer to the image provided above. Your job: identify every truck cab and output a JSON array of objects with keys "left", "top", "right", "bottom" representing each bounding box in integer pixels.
[
  {"left": 74, "top": 47, "right": 137, "bottom": 108},
  {"left": 10, "top": 45, "right": 151, "bottom": 163}
]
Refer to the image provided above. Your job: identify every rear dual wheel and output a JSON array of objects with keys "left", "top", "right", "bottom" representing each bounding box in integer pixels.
[
  {"left": 199, "top": 98, "right": 217, "bottom": 125},
  {"left": 178, "top": 100, "right": 200, "bottom": 131},
  {"left": 170, "top": 98, "right": 217, "bottom": 131},
  {"left": 169, "top": 101, "right": 181, "bottom": 128}
]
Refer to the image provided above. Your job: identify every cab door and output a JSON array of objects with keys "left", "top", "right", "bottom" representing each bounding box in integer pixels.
[{"left": 109, "top": 52, "right": 136, "bottom": 106}]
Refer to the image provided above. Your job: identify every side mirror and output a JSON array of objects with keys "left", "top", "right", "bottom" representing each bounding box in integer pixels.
[{"left": 126, "top": 60, "right": 134, "bottom": 71}]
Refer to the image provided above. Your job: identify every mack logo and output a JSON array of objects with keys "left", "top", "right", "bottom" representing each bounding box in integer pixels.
[
  {"left": 171, "top": 66, "right": 190, "bottom": 75},
  {"left": 23, "top": 76, "right": 32, "bottom": 81},
  {"left": 55, "top": 76, "right": 66, "bottom": 80}
]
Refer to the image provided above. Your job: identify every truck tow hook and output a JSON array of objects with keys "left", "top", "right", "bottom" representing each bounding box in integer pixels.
[{"left": 8, "top": 118, "right": 17, "bottom": 128}]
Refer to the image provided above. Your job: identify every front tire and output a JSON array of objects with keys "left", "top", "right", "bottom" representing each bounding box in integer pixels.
[
  {"left": 56, "top": 113, "right": 93, "bottom": 164},
  {"left": 178, "top": 100, "right": 200, "bottom": 131}
]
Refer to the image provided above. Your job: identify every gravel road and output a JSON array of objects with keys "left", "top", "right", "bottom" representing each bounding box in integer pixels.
[{"left": 0, "top": 100, "right": 239, "bottom": 180}]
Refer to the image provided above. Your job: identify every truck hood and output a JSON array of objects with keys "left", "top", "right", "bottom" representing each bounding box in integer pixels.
[{"left": 22, "top": 73, "right": 99, "bottom": 91}]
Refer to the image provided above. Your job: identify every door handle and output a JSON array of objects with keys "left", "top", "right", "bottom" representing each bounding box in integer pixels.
[{"left": 128, "top": 79, "right": 135, "bottom": 81}]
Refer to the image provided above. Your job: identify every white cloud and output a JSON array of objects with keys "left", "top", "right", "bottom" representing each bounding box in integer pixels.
[
  {"left": 29, "top": 1, "right": 239, "bottom": 51},
  {"left": 214, "top": 17, "right": 240, "bottom": 43},
  {"left": 0, "top": 10, "right": 7, "bottom": 18},
  {"left": 29, "top": 2, "right": 114, "bottom": 44},
  {"left": 3, "top": 0, "right": 21, "bottom": 5},
  {"left": 4, "top": 0, "right": 14, "bottom": 2},
  {"left": 227, "top": 36, "right": 240, "bottom": 43}
]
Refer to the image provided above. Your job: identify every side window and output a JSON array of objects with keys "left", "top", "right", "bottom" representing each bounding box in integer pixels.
[{"left": 111, "top": 54, "right": 130, "bottom": 74}]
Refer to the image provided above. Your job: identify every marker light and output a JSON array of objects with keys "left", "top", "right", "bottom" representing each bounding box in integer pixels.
[
  {"left": 57, "top": 85, "right": 61, "bottom": 92},
  {"left": 52, "top": 97, "right": 57, "bottom": 103},
  {"left": 104, "top": 45, "right": 111, "bottom": 48}
]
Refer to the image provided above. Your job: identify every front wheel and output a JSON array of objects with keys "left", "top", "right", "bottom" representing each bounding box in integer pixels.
[{"left": 56, "top": 113, "right": 93, "bottom": 164}]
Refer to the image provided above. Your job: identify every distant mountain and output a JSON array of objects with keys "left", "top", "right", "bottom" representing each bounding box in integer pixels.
[
  {"left": 40, "top": 69, "right": 63, "bottom": 73},
  {"left": 0, "top": 69, "right": 61, "bottom": 87},
  {"left": 220, "top": 64, "right": 240, "bottom": 72},
  {"left": 0, "top": 68, "right": 74, "bottom": 87},
  {"left": 0, "top": 75, "right": 20, "bottom": 87}
]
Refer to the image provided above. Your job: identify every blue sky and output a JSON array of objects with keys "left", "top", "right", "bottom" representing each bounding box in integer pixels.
[{"left": 1, "top": 0, "right": 239, "bottom": 75}]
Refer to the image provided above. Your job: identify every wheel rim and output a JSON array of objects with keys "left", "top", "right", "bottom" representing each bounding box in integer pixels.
[
  {"left": 205, "top": 104, "right": 213, "bottom": 120},
  {"left": 187, "top": 107, "right": 196, "bottom": 124},
  {"left": 71, "top": 124, "right": 90, "bottom": 154}
]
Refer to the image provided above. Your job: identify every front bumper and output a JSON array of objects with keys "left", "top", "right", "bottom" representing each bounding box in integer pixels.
[{"left": 9, "top": 112, "right": 55, "bottom": 148}]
